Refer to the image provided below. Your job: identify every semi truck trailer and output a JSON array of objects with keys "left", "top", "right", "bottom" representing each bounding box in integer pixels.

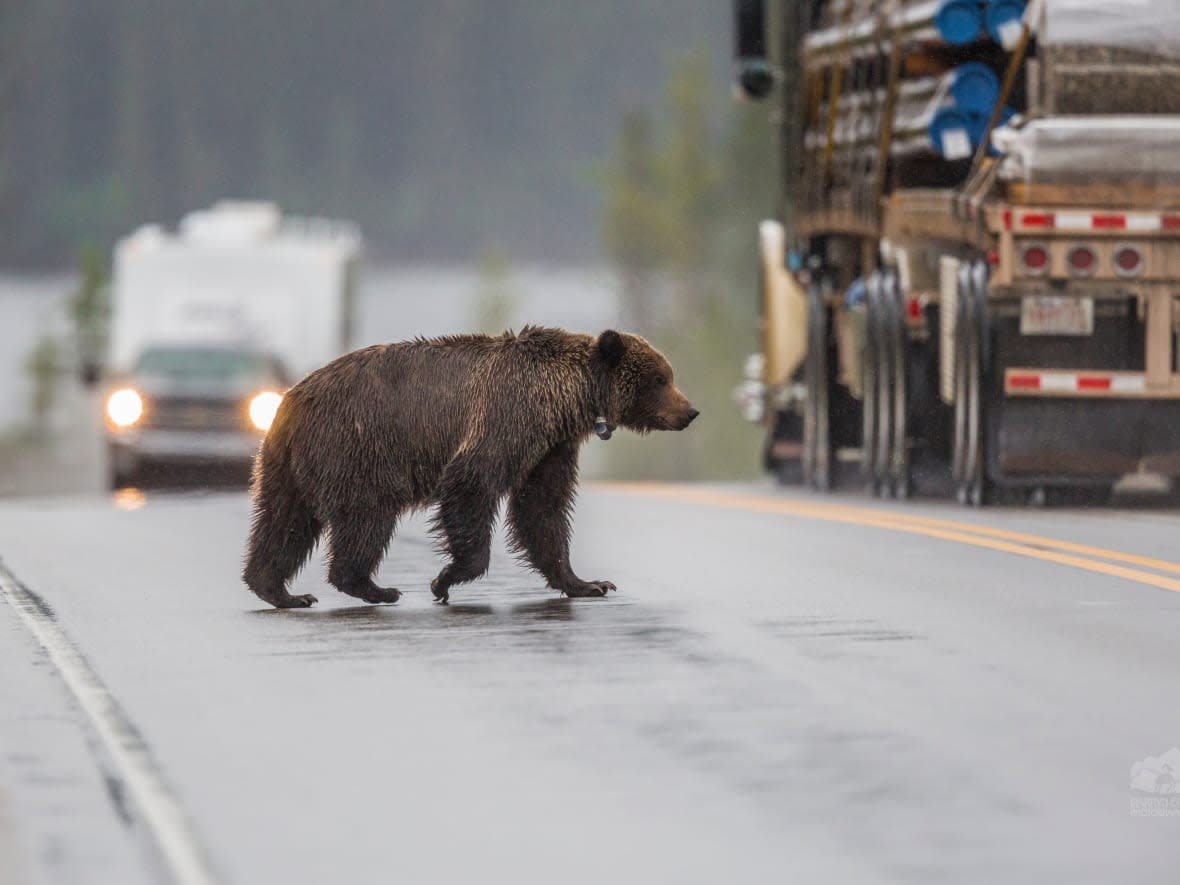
[{"left": 734, "top": 0, "right": 1180, "bottom": 504}]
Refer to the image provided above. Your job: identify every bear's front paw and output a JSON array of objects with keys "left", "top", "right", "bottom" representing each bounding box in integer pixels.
[
  {"left": 431, "top": 578, "right": 450, "bottom": 604},
  {"left": 274, "top": 593, "right": 319, "bottom": 609},
  {"left": 562, "top": 579, "right": 616, "bottom": 598}
]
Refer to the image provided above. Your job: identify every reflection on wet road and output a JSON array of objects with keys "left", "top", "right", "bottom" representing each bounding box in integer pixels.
[{"left": 2, "top": 484, "right": 1180, "bottom": 883}]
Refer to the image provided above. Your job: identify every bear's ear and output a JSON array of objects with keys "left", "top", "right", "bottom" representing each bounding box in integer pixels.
[{"left": 597, "top": 330, "right": 626, "bottom": 368}]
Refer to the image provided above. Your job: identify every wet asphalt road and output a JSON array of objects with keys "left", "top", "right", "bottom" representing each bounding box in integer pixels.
[{"left": 2, "top": 483, "right": 1180, "bottom": 884}]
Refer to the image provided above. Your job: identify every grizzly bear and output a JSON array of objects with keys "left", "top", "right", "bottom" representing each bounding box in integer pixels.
[{"left": 242, "top": 327, "right": 697, "bottom": 609}]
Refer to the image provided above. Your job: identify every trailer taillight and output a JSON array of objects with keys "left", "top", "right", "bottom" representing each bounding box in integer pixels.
[
  {"left": 1067, "top": 245, "right": 1097, "bottom": 277},
  {"left": 1114, "top": 245, "right": 1145, "bottom": 278},
  {"left": 1020, "top": 243, "right": 1049, "bottom": 275}
]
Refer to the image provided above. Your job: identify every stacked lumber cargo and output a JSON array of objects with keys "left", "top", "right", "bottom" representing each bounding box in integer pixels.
[
  {"left": 995, "top": 1, "right": 1180, "bottom": 206},
  {"left": 801, "top": 0, "right": 1025, "bottom": 225},
  {"left": 1042, "top": 47, "right": 1180, "bottom": 116},
  {"left": 802, "top": 0, "right": 1180, "bottom": 226}
]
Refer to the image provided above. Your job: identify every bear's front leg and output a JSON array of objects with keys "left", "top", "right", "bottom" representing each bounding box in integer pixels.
[
  {"left": 430, "top": 457, "right": 499, "bottom": 604},
  {"left": 507, "top": 441, "right": 616, "bottom": 599}
]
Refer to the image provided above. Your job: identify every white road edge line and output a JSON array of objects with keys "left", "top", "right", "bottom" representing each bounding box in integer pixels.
[{"left": 0, "top": 563, "right": 222, "bottom": 885}]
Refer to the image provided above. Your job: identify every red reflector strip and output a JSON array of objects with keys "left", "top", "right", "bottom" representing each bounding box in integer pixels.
[
  {"left": 1090, "top": 214, "right": 1126, "bottom": 230},
  {"left": 1006, "top": 372, "right": 1148, "bottom": 394},
  {"left": 1020, "top": 212, "right": 1055, "bottom": 228},
  {"left": 1011, "top": 211, "right": 1180, "bottom": 231}
]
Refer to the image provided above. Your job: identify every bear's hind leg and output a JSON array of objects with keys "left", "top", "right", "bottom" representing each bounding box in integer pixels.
[
  {"left": 243, "top": 495, "right": 322, "bottom": 609},
  {"left": 326, "top": 511, "right": 401, "bottom": 605}
]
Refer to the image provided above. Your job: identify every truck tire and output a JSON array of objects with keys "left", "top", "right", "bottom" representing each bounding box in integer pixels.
[
  {"left": 951, "top": 265, "right": 972, "bottom": 490},
  {"left": 863, "top": 271, "right": 906, "bottom": 499},
  {"left": 955, "top": 259, "right": 993, "bottom": 507},
  {"left": 861, "top": 274, "right": 883, "bottom": 495},
  {"left": 764, "top": 408, "right": 804, "bottom": 485},
  {"left": 884, "top": 270, "right": 912, "bottom": 499},
  {"left": 803, "top": 283, "right": 832, "bottom": 491},
  {"left": 873, "top": 285, "right": 896, "bottom": 498}
]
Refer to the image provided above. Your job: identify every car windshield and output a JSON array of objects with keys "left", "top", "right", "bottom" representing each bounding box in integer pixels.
[{"left": 135, "top": 347, "right": 271, "bottom": 380}]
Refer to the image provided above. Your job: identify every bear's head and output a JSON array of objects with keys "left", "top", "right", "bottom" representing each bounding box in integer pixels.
[{"left": 596, "top": 330, "right": 699, "bottom": 433}]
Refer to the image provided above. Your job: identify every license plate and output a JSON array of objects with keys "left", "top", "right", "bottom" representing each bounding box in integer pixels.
[{"left": 1020, "top": 296, "right": 1094, "bottom": 336}]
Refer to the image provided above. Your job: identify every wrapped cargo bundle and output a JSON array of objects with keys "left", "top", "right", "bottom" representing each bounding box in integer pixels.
[
  {"left": 1041, "top": 0, "right": 1180, "bottom": 57},
  {"left": 1043, "top": 45, "right": 1180, "bottom": 116},
  {"left": 996, "top": 117, "right": 1180, "bottom": 186},
  {"left": 989, "top": 0, "right": 1180, "bottom": 203},
  {"left": 1039, "top": 0, "right": 1180, "bottom": 115}
]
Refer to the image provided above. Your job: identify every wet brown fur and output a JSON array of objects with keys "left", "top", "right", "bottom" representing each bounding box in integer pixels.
[{"left": 242, "top": 326, "right": 697, "bottom": 608}]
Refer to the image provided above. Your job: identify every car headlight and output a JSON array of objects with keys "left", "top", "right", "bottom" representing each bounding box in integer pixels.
[
  {"left": 106, "top": 388, "right": 144, "bottom": 427},
  {"left": 249, "top": 391, "right": 283, "bottom": 431}
]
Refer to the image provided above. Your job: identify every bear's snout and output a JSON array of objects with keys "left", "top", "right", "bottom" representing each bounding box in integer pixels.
[{"left": 672, "top": 405, "right": 699, "bottom": 430}]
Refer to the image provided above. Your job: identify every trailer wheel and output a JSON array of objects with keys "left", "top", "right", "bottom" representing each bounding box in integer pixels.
[
  {"left": 951, "top": 265, "right": 971, "bottom": 491},
  {"left": 873, "top": 285, "right": 895, "bottom": 498},
  {"left": 764, "top": 408, "right": 804, "bottom": 485},
  {"left": 884, "top": 270, "right": 912, "bottom": 499},
  {"left": 956, "top": 259, "right": 993, "bottom": 507},
  {"left": 861, "top": 273, "right": 882, "bottom": 495},
  {"left": 803, "top": 283, "right": 832, "bottom": 491}
]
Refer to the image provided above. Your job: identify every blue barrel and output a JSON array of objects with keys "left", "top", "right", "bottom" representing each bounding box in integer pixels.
[
  {"left": 934, "top": 0, "right": 984, "bottom": 46},
  {"left": 928, "top": 106, "right": 976, "bottom": 159},
  {"left": 986, "top": 0, "right": 1027, "bottom": 46},
  {"left": 950, "top": 62, "right": 1000, "bottom": 113}
]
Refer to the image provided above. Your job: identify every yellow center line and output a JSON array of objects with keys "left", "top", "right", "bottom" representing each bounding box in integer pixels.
[{"left": 595, "top": 482, "right": 1180, "bottom": 595}]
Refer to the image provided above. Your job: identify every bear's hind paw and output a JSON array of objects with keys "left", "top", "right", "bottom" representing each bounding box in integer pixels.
[
  {"left": 366, "top": 587, "right": 401, "bottom": 604},
  {"left": 333, "top": 579, "right": 401, "bottom": 605}
]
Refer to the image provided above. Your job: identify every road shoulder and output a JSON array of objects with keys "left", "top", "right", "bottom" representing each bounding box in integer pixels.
[{"left": 0, "top": 562, "right": 154, "bottom": 885}]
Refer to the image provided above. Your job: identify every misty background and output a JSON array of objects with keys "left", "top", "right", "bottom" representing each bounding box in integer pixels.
[
  {"left": 0, "top": 1, "right": 776, "bottom": 485},
  {"left": 2, "top": 1, "right": 740, "bottom": 265}
]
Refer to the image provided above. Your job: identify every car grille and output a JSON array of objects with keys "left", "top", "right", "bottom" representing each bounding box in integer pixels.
[{"left": 142, "top": 397, "right": 250, "bottom": 432}]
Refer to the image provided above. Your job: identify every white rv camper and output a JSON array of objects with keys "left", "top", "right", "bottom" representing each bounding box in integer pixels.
[{"left": 104, "top": 202, "right": 361, "bottom": 487}]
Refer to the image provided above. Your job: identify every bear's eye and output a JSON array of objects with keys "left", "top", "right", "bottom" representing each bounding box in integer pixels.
[{"left": 654, "top": 375, "right": 668, "bottom": 387}]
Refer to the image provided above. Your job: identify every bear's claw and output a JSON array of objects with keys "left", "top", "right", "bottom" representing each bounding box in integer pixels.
[
  {"left": 562, "top": 580, "right": 616, "bottom": 598},
  {"left": 272, "top": 593, "right": 318, "bottom": 609}
]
